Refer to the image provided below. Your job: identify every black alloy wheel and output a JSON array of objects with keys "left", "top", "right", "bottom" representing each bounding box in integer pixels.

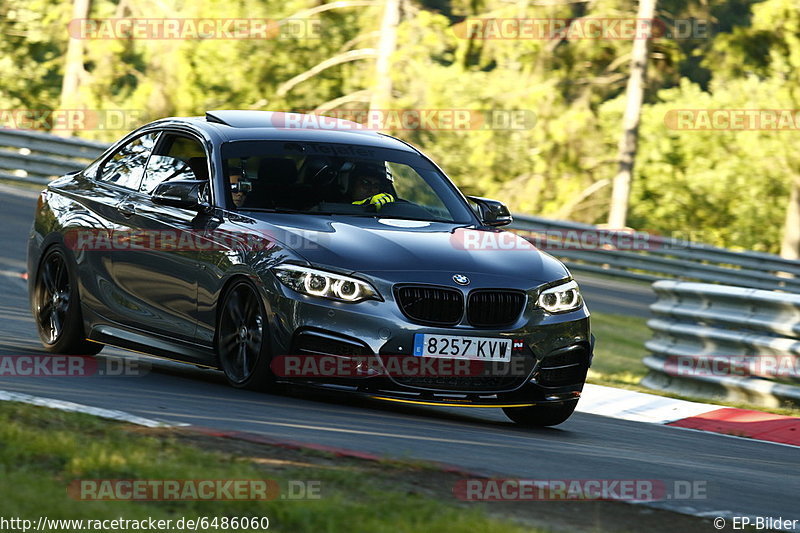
[
  {"left": 34, "top": 246, "right": 102, "bottom": 355},
  {"left": 216, "top": 280, "right": 274, "bottom": 389}
]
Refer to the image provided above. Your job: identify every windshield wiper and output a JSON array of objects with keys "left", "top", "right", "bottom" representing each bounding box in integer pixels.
[
  {"left": 336, "top": 214, "right": 454, "bottom": 223},
  {"left": 239, "top": 207, "right": 334, "bottom": 215},
  {"left": 241, "top": 208, "right": 455, "bottom": 223}
]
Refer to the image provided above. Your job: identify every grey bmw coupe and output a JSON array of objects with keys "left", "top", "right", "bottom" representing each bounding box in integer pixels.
[{"left": 28, "top": 110, "right": 593, "bottom": 426}]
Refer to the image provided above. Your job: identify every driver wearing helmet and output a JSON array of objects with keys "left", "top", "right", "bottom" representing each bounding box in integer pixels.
[{"left": 348, "top": 162, "right": 395, "bottom": 209}]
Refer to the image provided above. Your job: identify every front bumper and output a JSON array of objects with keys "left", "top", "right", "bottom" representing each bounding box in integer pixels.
[{"left": 266, "top": 279, "right": 593, "bottom": 407}]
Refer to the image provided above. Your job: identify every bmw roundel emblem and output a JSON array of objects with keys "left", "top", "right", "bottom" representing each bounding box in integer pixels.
[{"left": 452, "top": 274, "right": 470, "bottom": 286}]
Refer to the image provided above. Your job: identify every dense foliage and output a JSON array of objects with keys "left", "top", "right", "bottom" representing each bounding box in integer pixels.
[{"left": 1, "top": 0, "right": 796, "bottom": 252}]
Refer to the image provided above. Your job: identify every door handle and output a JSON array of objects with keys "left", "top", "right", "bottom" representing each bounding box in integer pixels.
[{"left": 118, "top": 202, "right": 136, "bottom": 217}]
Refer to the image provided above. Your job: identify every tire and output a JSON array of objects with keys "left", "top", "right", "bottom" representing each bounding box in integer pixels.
[
  {"left": 503, "top": 399, "right": 578, "bottom": 427},
  {"left": 33, "top": 245, "right": 103, "bottom": 355},
  {"left": 216, "top": 279, "right": 275, "bottom": 390}
]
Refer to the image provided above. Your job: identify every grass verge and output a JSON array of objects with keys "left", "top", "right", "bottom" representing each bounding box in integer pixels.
[
  {"left": 588, "top": 311, "right": 800, "bottom": 417},
  {"left": 0, "top": 401, "right": 719, "bottom": 533},
  {"left": 0, "top": 401, "right": 535, "bottom": 533}
]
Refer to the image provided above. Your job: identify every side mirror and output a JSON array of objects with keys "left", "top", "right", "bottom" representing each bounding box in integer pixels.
[
  {"left": 152, "top": 179, "right": 208, "bottom": 210},
  {"left": 467, "top": 196, "right": 513, "bottom": 227}
]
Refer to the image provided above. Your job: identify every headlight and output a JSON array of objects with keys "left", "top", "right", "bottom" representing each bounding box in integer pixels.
[
  {"left": 537, "top": 280, "right": 583, "bottom": 313},
  {"left": 273, "top": 264, "right": 381, "bottom": 303}
]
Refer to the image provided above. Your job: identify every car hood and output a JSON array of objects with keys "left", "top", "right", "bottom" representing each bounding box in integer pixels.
[{"left": 236, "top": 214, "right": 569, "bottom": 286}]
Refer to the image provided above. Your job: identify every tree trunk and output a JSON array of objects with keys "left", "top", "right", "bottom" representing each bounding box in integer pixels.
[
  {"left": 607, "top": 0, "right": 657, "bottom": 228},
  {"left": 369, "top": 0, "right": 400, "bottom": 112},
  {"left": 780, "top": 177, "right": 800, "bottom": 260},
  {"left": 60, "top": 0, "right": 91, "bottom": 133}
]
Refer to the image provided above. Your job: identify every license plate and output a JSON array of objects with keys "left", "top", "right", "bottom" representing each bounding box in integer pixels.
[{"left": 413, "top": 334, "right": 512, "bottom": 362}]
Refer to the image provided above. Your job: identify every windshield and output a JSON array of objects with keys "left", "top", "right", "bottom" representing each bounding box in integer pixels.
[{"left": 220, "top": 140, "right": 475, "bottom": 223}]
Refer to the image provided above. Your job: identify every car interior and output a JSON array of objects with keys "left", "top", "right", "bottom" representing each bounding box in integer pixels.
[{"left": 233, "top": 155, "right": 398, "bottom": 212}]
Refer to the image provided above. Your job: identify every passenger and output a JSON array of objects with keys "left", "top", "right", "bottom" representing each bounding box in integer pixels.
[{"left": 229, "top": 171, "right": 250, "bottom": 207}]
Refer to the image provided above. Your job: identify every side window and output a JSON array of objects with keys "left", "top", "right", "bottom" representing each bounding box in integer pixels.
[
  {"left": 139, "top": 134, "right": 209, "bottom": 195},
  {"left": 97, "top": 132, "right": 159, "bottom": 189}
]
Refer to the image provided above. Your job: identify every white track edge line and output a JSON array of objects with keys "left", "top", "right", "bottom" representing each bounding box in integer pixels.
[{"left": 0, "top": 389, "right": 189, "bottom": 428}]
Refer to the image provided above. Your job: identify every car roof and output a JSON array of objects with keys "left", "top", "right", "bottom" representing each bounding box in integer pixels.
[{"left": 148, "top": 110, "right": 420, "bottom": 153}]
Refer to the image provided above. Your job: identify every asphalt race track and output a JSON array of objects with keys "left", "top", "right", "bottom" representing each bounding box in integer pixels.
[{"left": 1, "top": 186, "right": 797, "bottom": 528}]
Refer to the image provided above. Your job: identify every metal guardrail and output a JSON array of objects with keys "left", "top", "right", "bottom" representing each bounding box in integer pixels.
[
  {"left": 0, "top": 130, "right": 109, "bottom": 185},
  {"left": 2, "top": 129, "right": 799, "bottom": 292},
  {"left": 509, "top": 216, "right": 800, "bottom": 292},
  {"left": 642, "top": 280, "right": 800, "bottom": 407}
]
